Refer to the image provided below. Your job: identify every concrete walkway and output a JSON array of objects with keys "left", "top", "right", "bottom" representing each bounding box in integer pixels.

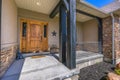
[{"left": 1, "top": 56, "right": 79, "bottom": 80}]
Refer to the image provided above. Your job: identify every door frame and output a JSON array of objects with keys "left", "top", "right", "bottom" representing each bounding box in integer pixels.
[{"left": 19, "top": 18, "right": 48, "bottom": 53}]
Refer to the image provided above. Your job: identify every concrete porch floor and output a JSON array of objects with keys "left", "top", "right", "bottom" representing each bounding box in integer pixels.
[
  {"left": 1, "top": 56, "right": 79, "bottom": 80},
  {"left": 1, "top": 51, "right": 103, "bottom": 80}
]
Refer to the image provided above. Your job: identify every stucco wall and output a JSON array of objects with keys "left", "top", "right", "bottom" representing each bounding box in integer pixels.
[
  {"left": 75, "top": 19, "right": 98, "bottom": 52},
  {"left": 76, "top": 22, "right": 83, "bottom": 44},
  {"left": 0, "top": 0, "right": 18, "bottom": 78},
  {"left": 82, "top": 19, "right": 98, "bottom": 43},
  {"left": 82, "top": 19, "right": 98, "bottom": 52},
  {"left": 1, "top": 0, "right": 18, "bottom": 48}
]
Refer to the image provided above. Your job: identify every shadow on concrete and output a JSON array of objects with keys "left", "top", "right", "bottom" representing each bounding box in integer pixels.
[{"left": 1, "top": 59, "right": 25, "bottom": 80}]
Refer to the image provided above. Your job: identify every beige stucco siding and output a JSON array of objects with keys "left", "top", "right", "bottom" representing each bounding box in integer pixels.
[
  {"left": 76, "top": 22, "right": 83, "bottom": 44},
  {"left": 76, "top": 19, "right": 98, "bottom": 44},
  {"left": 82, "top": 19, "right": 98, "bottom": 43},
  {"left": 1, "top": 0, "right": 18, "bottom": 48},
  {"left": 81, "top": 19, "right": 98, "bottom": 52},
  {"left": 48, "top": 20, "right": 59, "bottom": 47}
]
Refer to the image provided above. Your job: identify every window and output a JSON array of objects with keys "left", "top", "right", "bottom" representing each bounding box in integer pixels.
[
  {"left": 22, "top": 22, "right": 27, "bottom": 37},
  {"left": 44, "top": 25, "right": 47, "bottom": 38}
]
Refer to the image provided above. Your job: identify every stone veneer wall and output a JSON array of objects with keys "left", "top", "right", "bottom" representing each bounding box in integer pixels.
[
  {"left": 103, "top": 16, "right": 120, "bottom": 63},
  {"left": 114, "top": 16, "right": 120, "bottom": 64},
  {"left": 0, "top": 45, "right": 17, "bottom": 78},
  {"left": 103, "top": 16, "right": 112, "bottom": 60},
  {"left": 83, "top": 43, "right": 98, "bottom": 53},
  {"left": 76, "top": 43, "right": 98, "bottom": 53}
]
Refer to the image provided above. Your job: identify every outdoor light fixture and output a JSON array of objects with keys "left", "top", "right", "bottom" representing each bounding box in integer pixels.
[
  {"left": 36, "top": 2, "right": 41, "bottom": 6},
  {"left": 80, "top": 0, "right": 120, "bottom": 14}
]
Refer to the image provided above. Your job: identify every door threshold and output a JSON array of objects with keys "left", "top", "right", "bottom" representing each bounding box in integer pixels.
[{"left": 22, "top": 52, "right": 50, "bottom": 58}]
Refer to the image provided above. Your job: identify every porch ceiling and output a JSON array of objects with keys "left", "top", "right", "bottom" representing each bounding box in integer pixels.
[
  {"left": 15, "top": 0, "right": 108, "bottom": 22},
  {"left": 76, "top": 13, "right": 93, "bottom": 22},
  {"left": 15, "top": 0, "right": 60, "bottom": 14}
]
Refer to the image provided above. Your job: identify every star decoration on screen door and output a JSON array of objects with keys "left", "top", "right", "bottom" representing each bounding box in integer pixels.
[{"left": 52, "top": 30, "right": 57, "bottom": 36}]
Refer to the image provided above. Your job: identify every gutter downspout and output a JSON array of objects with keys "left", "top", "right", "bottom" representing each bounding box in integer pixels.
[{"left": 111, "top": 13, "right": 116, "bottom": 65}]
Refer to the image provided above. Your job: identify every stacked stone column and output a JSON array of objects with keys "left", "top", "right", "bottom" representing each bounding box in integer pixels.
[{"left": 103, "top": 16, "right": 120, "bottom": 64}]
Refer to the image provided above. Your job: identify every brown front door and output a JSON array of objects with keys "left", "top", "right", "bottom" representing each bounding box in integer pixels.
[
  {"left": 20, "top": 19, "right": 48, "bottom": 53},
  {"left": 29, "top": 22, "right": 43, "bottom": 52}
]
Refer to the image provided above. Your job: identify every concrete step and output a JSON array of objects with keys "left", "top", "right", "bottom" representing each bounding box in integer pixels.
[
  {"left": 54, "top": 51, "right": 103, "bottom": 70},
  {"left": 76, "top": 51, "right": 103, "bottom": 69}
]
